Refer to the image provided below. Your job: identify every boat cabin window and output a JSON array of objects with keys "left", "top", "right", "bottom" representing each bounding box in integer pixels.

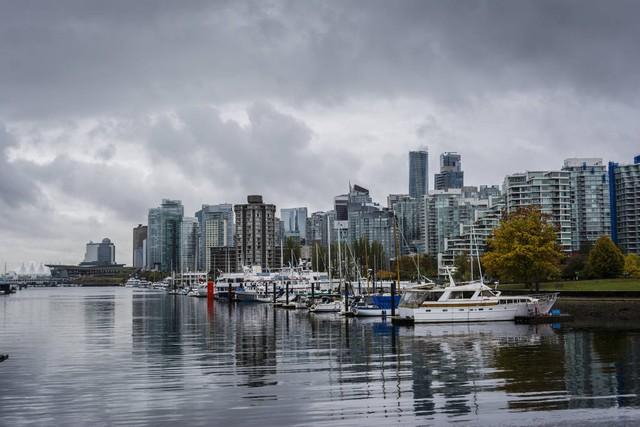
[
  {"left": 449, "top": 291, "right": 476, "bottom": 299},
  {"left": 480, "top": 290, "right": 495, "bottom": 297},
  {"left": 399, "top": 290, "right": 443, "bottom": 307}
]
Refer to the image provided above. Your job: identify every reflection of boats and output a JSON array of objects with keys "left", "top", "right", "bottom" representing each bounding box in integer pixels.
[
  {"left": 398, "top": 270, "right": 557, "bottom": 323},
  {"left": 124, "top": 278, "right": 151, "bottom": 288},
  {"left": 281, "top": 294, "right": 309, "bottom": 309},
  {"left": 401, "top": 321, "right": 557, "bottom": 339},
  {"left": 309, "top": 296, "right": 342, "bottom": 313}
]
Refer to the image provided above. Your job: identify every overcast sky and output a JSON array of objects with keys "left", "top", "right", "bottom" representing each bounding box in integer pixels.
[{"left": 1, "top": 0, "right": 639, "bottom": 269}]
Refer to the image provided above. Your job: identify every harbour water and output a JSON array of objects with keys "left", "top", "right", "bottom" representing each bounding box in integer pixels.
[{"left": 2, "top": 288, "right": 640, "bottom": 426}]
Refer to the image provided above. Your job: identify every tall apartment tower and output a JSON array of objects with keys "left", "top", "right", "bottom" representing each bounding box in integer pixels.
[
  {"left": 609, "top": 155, "right": 640, "bottom": 254},
  {"left": 409, "top": 149, "right": 429, "bottom": 198},
  {"left": 195, "top": 204, "right": 234, "bottom": 272},
  {"left": 146, "top": 199, "right": 184, "bottom": 271},
  {"left": 132, "top": 224, "right": 147, "bottom": 268},
  {"left": 562, "top": 158, "right": 610, "bottom": 251},
  {"left": 435, "top": 152, "right": 464, "bottom": 190},
  {"left": 503, "top": 171, "right": 572, "bottom": 252},
  {"left": 234, "top": 195, "right": 277, "bottom": 270}
]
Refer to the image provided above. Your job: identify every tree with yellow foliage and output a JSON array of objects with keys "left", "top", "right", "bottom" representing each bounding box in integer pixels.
[{"left": 482, "top": 206, "right": 563, "bottom": 292}]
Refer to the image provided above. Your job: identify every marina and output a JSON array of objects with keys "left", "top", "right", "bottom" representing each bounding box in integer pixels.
[{"left": 1, "top": 287, "right": 640, "bottom": 426}]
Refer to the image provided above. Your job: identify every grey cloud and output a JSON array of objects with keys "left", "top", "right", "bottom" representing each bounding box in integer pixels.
[
  {"left": 2, "top": 1, "right": 640, "bottom": 120},
  {"left": 144, "top": 102, "right": 361, "bottom": 208},
  {"left": 0, "top": 127, "right": 43, "bottom": 208}
]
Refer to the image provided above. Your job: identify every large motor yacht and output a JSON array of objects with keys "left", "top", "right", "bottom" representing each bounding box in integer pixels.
[{"left": 397, "top": 272, "right": 557, "bottom": 323}]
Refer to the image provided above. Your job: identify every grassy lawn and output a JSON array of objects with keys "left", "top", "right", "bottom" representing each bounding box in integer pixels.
[{"left": 499, "top": 278, "right": 640, "bottom": 292}]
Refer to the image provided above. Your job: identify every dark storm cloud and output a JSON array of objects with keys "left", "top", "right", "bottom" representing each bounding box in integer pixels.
[{"left": 1, "top": 1, "right": 639, "bottom": 119}]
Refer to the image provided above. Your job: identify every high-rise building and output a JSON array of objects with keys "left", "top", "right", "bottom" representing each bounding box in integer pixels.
[
  {"left": 387, "top": 194, "right": 412, "bottom": 209},
  {"left": 409, "top": 149, "right": 429, "bottom": 198},
  {"left": 434, "top": 152, "right": 464, "bottom": 190},
  {"left": 422, "top": 189, "right": 487, "bottom": 255},
  {"left": 609, "top": 155, "right": 640, "bottom": 254},
  {"left": 146, "top": 199, "right": 184, "bottom": 271},
  {"left": 393, "top": 197, "right": 423, "bottom": 254},
  {"left": 503, "top": 171, "right": 572, "bottom": 252},
  {"left": 234, "top": 195, "right": 277, "bottom": 270},
  {"left": 195, "top": 204, "right": 233, "bottom": 272},
  {"left": 132, "top": 224, "right": 147, "bottom": 269},
  {"left": 281, "top": 207, "right": 308, "bottom": 243},
  {"left": 562, "top": 158, "right": 610, "bottom": 251},
  {"left": 307, "top": 211, "right": 330, "bottom": 247},
  {"left": 82, "top": 238, "right": 116, "bottom": 266},
  {"left": 179, "top": 217, "right": 199, "bottom": 272},
  {"left": 478, "top": 185, "right": 501, "bottom": 200}
]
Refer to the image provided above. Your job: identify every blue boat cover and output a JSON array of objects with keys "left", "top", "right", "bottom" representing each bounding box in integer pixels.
[{"left": 371, "top": 295, "right": 401, "bottom": 309}]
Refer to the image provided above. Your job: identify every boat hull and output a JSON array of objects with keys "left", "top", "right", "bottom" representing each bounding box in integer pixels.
[{"left": 399, "top": 302, "right": 532, "bottom": 323}]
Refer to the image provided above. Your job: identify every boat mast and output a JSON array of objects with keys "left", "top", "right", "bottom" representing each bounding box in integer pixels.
[{"left": 327, "top": 220, "right": 332, "bottom": 289}]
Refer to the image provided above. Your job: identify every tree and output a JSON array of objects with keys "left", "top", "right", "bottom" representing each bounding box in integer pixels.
[
  {"left": 586, "top": 235, "right": 624, "bottom": 279},
  {"left": 561, "top": 253, "right": 588, "bottom": 280},
  {"left": 624, "top": 254, "right": 640, "bottom": 278},
  {"left": 453, "top": 253, "right": 471, "bottom": 282},
  {"left": 482, "top": 206, "right": 563, "bottom": 292},
  {"left": 283, "top": 237, "right": 301, "bottom": 267}
]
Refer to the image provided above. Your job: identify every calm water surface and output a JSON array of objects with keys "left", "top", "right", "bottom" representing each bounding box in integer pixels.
[{"left": 2, "top": 287, "right": 640, "bottom": 426}]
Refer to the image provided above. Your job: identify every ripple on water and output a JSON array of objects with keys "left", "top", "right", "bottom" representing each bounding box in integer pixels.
[{"left": 2, "top": 287, "right": 640, "bottom": 426}]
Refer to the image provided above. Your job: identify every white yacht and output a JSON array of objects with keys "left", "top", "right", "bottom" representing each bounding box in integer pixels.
[{"left": 397, "top": 273, "right": 557, "bottom": 323}]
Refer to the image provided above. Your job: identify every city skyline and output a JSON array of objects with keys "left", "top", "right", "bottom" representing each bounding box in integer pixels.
[{"left": 1, "top": 1, "right": 639, "bottom": 267}]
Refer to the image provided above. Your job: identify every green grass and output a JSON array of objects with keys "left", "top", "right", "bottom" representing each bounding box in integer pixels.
[{"left": 499, "top": 278, "right": 640, "bottom": 292}]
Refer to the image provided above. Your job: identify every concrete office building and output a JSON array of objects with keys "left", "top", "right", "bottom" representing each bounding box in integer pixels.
[{"left": 234, "top": 195, "right": 277, "bottom": 270}]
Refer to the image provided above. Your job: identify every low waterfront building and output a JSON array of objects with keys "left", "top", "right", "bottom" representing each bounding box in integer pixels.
[{"left": 609, "top": 155, "right": 640, "bottom": 254}]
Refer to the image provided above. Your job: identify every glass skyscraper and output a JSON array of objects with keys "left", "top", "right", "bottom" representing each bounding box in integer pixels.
[
  {"left": 409, "top": 150, "right": 429, "bottom": 198},
  {"left": 146, "top": 199, "right": 184, "bottom": 271}
]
